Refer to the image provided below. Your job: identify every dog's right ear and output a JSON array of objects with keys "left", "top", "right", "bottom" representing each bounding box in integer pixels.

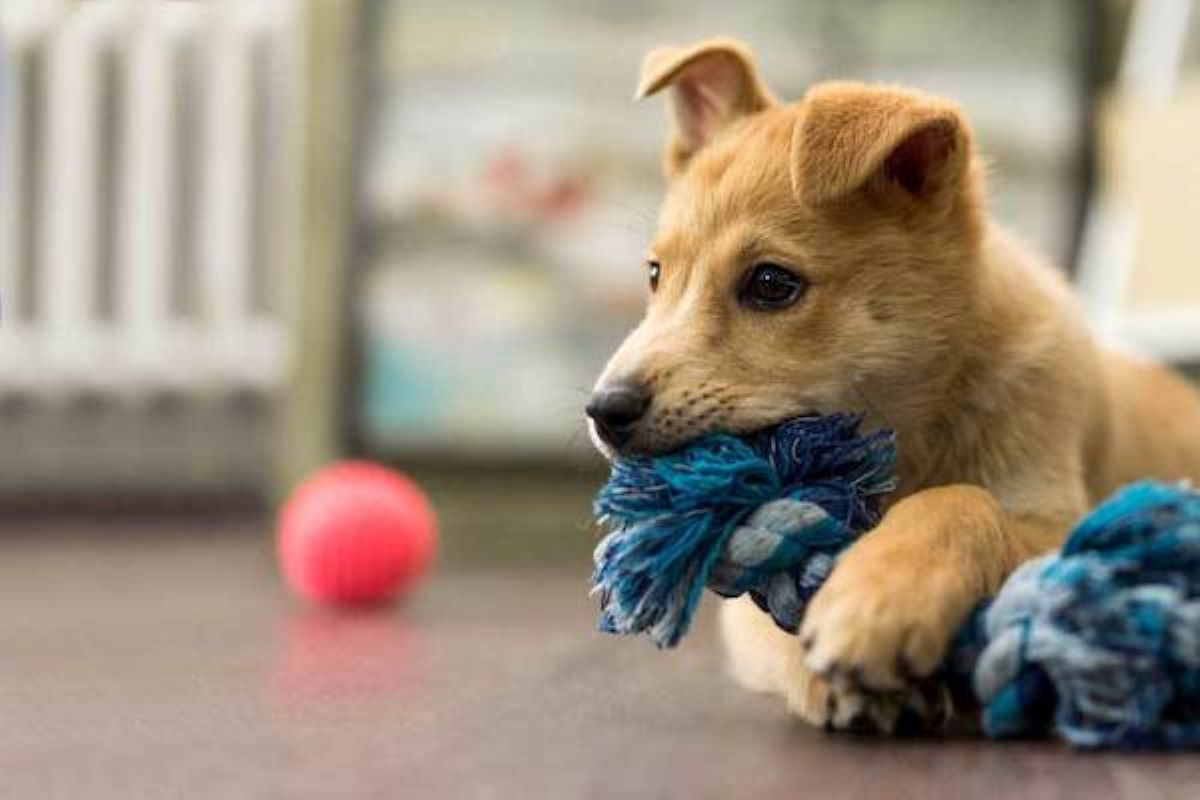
[
  {"left": 637, "top": 38, "right": 775, "bottom": 177},
  {"left": 791, "top": 82, "right": 969, "bottom": 209}
]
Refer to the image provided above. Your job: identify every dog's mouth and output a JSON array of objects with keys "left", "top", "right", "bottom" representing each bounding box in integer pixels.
[{"left": 591, "top": 409, "right": 819, "bottom": 462}]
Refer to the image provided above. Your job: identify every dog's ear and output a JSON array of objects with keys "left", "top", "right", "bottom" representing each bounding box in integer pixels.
[
  {"left": 791, "top": 82, "right": 968, "bottom": 207},
  {"left": 637, "top": 38, "right": 775, "bottom": 176}
]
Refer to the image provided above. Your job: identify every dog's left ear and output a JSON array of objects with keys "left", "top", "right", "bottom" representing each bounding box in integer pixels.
[
  {"left": 792, "top": 82, "right": 969, "bottom": 208},
  {"left": 637, "top": 38, "right": 776, "bottom": 177}
]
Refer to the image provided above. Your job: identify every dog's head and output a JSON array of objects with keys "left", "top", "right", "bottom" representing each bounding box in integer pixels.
[{"left": 588, "top": 38, "right": 985, "bottom": 457}]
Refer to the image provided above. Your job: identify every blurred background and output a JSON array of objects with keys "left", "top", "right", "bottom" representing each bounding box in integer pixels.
[{"left": 0, "top": 0, "right": 1197, "bottom": 562}]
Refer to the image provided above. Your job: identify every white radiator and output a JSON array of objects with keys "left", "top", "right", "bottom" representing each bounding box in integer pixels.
[{"left": 0, "top": 0, "right": 302, "bottom": 493}]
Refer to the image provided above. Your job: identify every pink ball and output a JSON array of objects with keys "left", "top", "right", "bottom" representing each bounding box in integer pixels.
[{"left": 278, "top": 461, "right": 438, "bottom": 606}]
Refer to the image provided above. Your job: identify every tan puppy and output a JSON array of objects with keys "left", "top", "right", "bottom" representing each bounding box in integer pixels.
[{"left": 585, "top": 38, "right": 1200, "bottom": 731}]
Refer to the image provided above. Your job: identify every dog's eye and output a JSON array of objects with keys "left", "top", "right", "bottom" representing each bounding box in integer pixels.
[
  {"left": 648, "top": 261, "right": 661, "bottom": 292},
  {"left": 739, "top": 263, "right": 807, "bottom": 310}
]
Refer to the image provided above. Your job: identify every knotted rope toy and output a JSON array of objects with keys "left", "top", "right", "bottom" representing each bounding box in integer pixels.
[{"left": 591, "top": 414, "right": 1200, "bottom": 748}]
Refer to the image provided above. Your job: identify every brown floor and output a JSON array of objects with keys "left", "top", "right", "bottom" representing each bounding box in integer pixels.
[{"left": 3, "top": 517, "right": 1200, "bottom": 799}]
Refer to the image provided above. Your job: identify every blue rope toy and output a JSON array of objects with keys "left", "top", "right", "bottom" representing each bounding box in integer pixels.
[{"left": 592, "top": 414, "right": 1200, "bottom": 749}]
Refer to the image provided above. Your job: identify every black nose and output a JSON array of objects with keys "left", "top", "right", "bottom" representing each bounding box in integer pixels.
[{"left": 586, "top": 381, "right": 652, "bottom": 448}]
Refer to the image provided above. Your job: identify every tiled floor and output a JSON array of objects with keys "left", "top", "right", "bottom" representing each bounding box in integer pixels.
[{"left": 2, "top": 516, "right": 1199, "bottom": 799}]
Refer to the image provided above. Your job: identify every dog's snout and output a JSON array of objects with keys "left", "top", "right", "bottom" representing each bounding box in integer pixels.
[{"left": 586, "top": 380, "right": 652, "bottom": 448}]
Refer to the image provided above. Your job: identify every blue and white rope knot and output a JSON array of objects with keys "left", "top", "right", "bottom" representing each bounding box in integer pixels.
[
  {"left": 592, "top": 413, "right": 1200, "bottom": 749},
  {"left": 592, "top": 414, "right": 894, "bottom": 648},
  {"left": 970, "top": 480, "right": 1200, "bottom": 748}
]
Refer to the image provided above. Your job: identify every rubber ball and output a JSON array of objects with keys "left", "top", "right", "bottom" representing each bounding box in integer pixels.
[{"left": 278, "top": 461, "right": 438, "bottom": 606}]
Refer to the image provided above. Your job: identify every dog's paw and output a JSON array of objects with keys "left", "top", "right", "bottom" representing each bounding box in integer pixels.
[
  {"left": 798, "top": 543, "right": 971, "bottom": 692},
  {"left": 785, "top": 666, "right": 950, "bottom": 734}
]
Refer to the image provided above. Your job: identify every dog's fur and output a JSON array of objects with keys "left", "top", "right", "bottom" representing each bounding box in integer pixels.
[{"left": 589, "top": 38, "right": 1200, "bottom": 731}]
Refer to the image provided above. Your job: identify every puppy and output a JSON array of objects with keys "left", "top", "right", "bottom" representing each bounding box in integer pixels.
[{"left": 586, "top": 38, "right": 1200, "bottom": 732}]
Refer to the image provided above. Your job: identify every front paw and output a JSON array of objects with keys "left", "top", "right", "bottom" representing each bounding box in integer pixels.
[
  {"left": 799, "top": 546, "right": 970, "bottom": 692},
  {"left": 786, "top": 666, "right": 949, "bottom": 734}
]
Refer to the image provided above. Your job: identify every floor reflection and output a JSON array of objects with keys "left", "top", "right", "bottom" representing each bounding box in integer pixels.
[{"left": 269, "top": 606, "right": 426, "bottom": 711}]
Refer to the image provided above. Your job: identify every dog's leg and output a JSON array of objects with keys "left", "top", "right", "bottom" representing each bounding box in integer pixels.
[
  {"left": 721, "top": 597, "right": 795, "bottom": 695},
  {"left": 722, "top": 594, "right": 945, "bottom": 731},
  {"left": 796, "top": 484, "right": 1075, "bottom": 727},
  {"left": 721, "top": 596, "right": 842, "bottom": 726}
]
